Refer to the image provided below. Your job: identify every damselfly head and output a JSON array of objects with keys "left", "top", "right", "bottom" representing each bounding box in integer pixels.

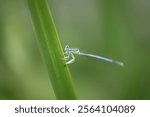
[
  {"left": 65, "top": 45, "right": 70, "bottom": 51},
  {"left": 65, "top": 45, "right": 80, "bottom": 54}
]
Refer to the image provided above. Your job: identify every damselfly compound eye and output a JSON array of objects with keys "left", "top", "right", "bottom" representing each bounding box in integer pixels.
[{"left": 65, "top": 45, "right": 70, "bottom": 51}]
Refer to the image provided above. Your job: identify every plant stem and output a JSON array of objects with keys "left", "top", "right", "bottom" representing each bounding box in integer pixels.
[{"left": 28, "top": 0, "right": 77, "bottom": 99}]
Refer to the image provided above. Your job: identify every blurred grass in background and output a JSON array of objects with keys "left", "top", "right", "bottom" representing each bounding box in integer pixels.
[{"left": 0, "top": 0, "right": 150, "bottom": 99}]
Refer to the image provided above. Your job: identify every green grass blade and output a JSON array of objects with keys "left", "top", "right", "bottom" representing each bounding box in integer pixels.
[{"left": 27, "top": 0, "right": 77, "bottom": 99}]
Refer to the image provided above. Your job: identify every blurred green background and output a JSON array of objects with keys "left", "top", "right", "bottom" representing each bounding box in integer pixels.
[{"left": 0, "top": 0, "right": 150, "bottom": 99}]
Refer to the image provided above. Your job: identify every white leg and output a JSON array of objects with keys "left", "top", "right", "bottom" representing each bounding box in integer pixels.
[{"left": 66, "top": 53, "right": 75, "bottom": 64}]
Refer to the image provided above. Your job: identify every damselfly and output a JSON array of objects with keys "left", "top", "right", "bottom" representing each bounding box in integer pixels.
[{"left": 64, "top": 45, "right": 124, "bottom": 67}]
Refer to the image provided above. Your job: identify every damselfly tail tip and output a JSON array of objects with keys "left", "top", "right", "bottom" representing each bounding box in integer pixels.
[{"left": 116, "top": 61, "right": 124, "bottom": 67}]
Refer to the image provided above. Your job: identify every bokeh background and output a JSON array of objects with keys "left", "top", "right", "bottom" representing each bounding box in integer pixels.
[{"left": 0, "top": 0, "right": 150, "bottom": 99}]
